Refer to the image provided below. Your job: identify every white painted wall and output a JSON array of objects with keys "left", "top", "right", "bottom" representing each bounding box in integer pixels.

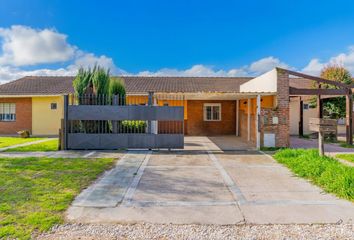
[{"left": 240, "top": 69, "right": 277, "bottom": 93}]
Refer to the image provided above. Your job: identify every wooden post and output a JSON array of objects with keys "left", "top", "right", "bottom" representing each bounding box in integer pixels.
[
  {"left": 317, "top": 97, "right": 323, "bottom": 118},
  {"left": 317, "top": 83, "right": 323, "bottom": 119},
  {"left": 299, "top": 98, "right": 304, "bottom": 137},
  {"left": 318, "top": 130, "right": 324, "bottom": 156},
  {"left": 346, "top": 93, "right": 353, "bottom": 145}
]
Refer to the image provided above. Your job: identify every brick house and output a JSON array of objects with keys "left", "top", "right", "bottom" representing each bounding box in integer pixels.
[{"left": 0, "top": 68, "right": 350, "bottom": 148}]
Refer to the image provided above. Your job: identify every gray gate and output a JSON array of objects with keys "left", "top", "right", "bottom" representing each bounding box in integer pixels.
[{"left": 61, "top": 93, "right": 184, "bottom": 150}]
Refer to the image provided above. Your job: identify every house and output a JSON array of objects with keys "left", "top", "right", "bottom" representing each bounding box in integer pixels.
[{"left": 0, "top": 68, "right": 352, "bottom": 148}]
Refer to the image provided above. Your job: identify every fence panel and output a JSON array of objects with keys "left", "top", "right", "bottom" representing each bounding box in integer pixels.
[{"left": 63, "top": 93, "right": 184, "bottom": 150}]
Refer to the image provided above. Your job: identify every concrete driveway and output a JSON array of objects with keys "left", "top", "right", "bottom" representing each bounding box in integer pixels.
[{"left": 68, "top": 136, "right": 354, "bottom": 225}]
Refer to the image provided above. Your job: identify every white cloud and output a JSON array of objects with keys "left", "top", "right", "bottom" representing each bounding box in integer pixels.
[
  {"left": 137, "top": 64, "right": 246, "bottom": 77},
  {"left": 137, "top": 57, "right": 288, "bottom": 77},
  {"left": 302, "top": 46, "right": 354, "bottom": 75},
  {"left": 0, "top": 25, "right": 76, "bottom": 66},
  {"left": 0, "top": 25, "right": 123, "bottom": 83},
  {"left": 0, "top": 66, "right": 76, "bottom": 84},
  {"left": 248, "top": 56, "right": 289, "bottom": 75},
  {"left": 302, "top": 59, "right": 324, "bottom": 75}
]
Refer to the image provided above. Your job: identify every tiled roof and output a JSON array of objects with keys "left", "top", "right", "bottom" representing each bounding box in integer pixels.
[{"left": 0, "top": 76, "right": 253, "bottom": 95}]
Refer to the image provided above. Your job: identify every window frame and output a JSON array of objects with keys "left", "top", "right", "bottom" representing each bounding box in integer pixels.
[
  {"left": 203, "top": 103, "right": 222, "bottom": 121},
  {"left": 50, "top": 102, "right": 57, "bottom": 110},
  {"left": 0, "top": 103, "right": 16, "bottom": 122}
]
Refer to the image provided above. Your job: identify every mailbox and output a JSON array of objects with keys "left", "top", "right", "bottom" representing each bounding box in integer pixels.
[
  {"left": 309, "top": 118, "right": 337, "bottom": 133},
  {"left": 309, "top": 118, "right": 337, "bottom": 156}
]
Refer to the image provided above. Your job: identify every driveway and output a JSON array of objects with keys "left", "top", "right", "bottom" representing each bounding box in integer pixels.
[{"left": 68, "top": 136, "right": 354, "bottom": 225}]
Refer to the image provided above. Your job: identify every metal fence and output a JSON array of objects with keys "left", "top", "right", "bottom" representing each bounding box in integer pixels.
[{"left": 61, "top": 93, "right": 184, "bottom": 150}]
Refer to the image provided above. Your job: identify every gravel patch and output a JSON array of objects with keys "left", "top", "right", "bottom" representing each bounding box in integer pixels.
[{"left": 37, "top": 223, "right": 354, "bottom": 240}]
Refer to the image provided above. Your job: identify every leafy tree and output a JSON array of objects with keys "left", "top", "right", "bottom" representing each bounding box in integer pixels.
[{"left": 320, "top": 65, "right": 352, "bottom": 119}]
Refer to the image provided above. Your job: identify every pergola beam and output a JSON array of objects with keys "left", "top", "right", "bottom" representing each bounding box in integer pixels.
[
  {"left": 289, "top": 87, "right": 347, "bottom": 96},
  {"left": 278, "top": 68, "right": 354, "bottom": 89}
]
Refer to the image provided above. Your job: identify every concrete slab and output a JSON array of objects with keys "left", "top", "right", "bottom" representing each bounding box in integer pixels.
[
  {"left": 67, "top": 205, "right": 244, "bottom": 225},
  {"left": 67, "top": 136, "right": 354, "bottom": 225},
  {"left": 132, "top": 167, "right": 234, "bottom": 202},
  {"left": 241, "top": 203, "right": 353, "bottom": 224},
  {"left": 72, "top": 151, "right": 148, "bottom": 207}
]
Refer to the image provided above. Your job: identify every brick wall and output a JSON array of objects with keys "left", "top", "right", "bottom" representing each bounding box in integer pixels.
[
  {"left": 186, "top": 100, "right": 236, "bottom": 135},
  {"left": 260, "top": 69, "right": 290, "bottom": 147},
  {"left": 0, "top": 98, "right": 32, "bottom": 135}
]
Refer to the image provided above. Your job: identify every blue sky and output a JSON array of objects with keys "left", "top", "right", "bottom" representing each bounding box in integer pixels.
[{"left": 1, "top": 0, "right": 354, "bottom": 82}]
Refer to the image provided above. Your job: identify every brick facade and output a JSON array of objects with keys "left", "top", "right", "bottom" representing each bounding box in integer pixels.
[
  {"left": 260, "top": 69, "right": 290, "bottom": 147},
  {"left": 185, "top": 100, "right": 236, "bottom": 135},
  {"left": 0, "top": 97, "right": 32, "bottom": 135}
]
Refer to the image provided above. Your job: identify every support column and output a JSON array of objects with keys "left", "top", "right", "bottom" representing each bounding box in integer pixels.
[
  {"left": 256, "top": 95, "right": 261, "bottom": 149},
  {"left": 299, "top": 97, "right": 304, "bottom": 137},
  {"left": 346, "top": 93, "right": 353, "bottom": 145},
  {"left": 247, "top": 98, "right": 251, "bottom": 141},
  {"left": 236, "top": 99, "right": 239, "bottom": 136}
]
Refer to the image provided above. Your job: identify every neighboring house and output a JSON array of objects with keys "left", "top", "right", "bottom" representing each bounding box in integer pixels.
[{"left": 0, "top": 68, "right": 346, "bottom": 148}]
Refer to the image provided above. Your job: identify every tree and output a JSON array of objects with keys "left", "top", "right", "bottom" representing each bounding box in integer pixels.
[{"left": 320, "top": 65, "right": 352, "bottom": 119}]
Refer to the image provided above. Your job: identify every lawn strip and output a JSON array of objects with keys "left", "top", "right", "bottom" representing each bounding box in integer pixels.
[
  {"left": 0, "top": 156, "right": 116, "bottom": 239},
  {"left": 5, "top": 139, "right": 59, "bottom": 152},
  {"left": 273, "top": 149, "right": 354, "bottom": 201}
]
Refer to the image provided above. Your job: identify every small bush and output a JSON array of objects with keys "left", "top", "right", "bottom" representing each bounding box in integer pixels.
[{"left": 121, "top": 120, "right": 146, "bottom": 133}]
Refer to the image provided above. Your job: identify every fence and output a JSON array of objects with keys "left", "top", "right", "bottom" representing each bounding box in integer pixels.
[{"left": 61, "top": 93, "right": 185, "bottom": 150}]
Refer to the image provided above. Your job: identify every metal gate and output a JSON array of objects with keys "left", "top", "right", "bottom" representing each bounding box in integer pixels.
[{"left": 61, "top": 93, "right": 184, "bottom": 150}]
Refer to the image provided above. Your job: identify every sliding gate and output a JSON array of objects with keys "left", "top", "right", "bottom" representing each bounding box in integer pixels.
[{"left": 61, "top": 93, "right": 184, "bottom": 150}]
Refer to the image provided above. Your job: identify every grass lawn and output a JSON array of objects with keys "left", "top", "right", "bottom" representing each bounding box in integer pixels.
[
  {"left": 274, "top": 149, "right": 354, "bottom": 201},
  {"left": 0, "top": 137, "right": 44, "bottom": 148},
  {"left": 0, "top": 157, "right": 115, "bottom": 239},
  {"left": 336, "top": 154, "right": 354, "bottom": 163},
  {"left": 338, "top": 142, "right": 354, "bottom": 148},
  {"left": 5, "top": 139, "right": 59, "bottom": 152}
]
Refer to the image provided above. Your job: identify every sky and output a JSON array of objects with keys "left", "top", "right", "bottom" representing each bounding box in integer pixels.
[{"left": 1, "top": 0, "right": 354, "bottom": 83}]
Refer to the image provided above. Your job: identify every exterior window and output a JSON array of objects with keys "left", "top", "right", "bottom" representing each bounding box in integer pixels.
[
  {"left": 303, "top": 104, "right": 309, "bottom": 110},
  {"left": 0, "top": 103, "right": 16, "bottom": 121},
  {"left": 204, "top": 103, "right": 221, "bottom": 121},
  {"left": 51, "top": 103, "right": 57, "bottom": 110}
]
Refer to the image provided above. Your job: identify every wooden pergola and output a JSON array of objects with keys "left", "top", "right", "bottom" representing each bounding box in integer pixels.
[{"left": 280, "top": 68, "right": 354, "bottom": 145}]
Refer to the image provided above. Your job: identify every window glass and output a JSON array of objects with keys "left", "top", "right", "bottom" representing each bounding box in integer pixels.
[
  {"left": 204, "top": 104, "right": 221, "bottom": 121},
  {"left": 0, "top": 103, "right": 16, "bottom": 121}
]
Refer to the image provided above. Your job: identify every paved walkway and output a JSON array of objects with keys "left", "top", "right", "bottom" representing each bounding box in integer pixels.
[
  {"left": 290, "top": 136, "right": 354, "bottom": 153},
  {"left": 67, "top": 136, "right": 354, "bottom": 225}
]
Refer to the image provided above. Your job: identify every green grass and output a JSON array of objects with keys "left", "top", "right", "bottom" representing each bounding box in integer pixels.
[
  {"left": 0, "top": 137, "right": 44, "bottom": 148},
  {"left": 338, "top": 142, "right": 354, "bottom": 148},
  {"left": 336, "top": 154, "right": 354, "bottom": 163},
  {"left": 0, "top": 157, "right": 115, "bottom": 239},
  {"left": 273, "top": 149, "right": 354, "bottom": 201},
  {"left": 260, "top": 146, "right": 284, "bottom": 151},
  {"left": 5, "top": 139, "right": 59, "bottom": 152}
]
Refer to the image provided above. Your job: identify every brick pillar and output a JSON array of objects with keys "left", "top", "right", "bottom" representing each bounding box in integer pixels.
[{"left": 275, "top": 68, "right": 290, "bottom": 147}]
